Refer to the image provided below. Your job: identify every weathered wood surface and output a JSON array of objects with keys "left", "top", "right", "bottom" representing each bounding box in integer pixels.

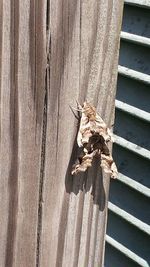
[{"left": 0, "top": 1, "right": 123, "bottom": 267}]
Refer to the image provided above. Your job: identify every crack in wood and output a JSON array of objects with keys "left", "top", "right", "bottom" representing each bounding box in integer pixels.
[{"left": 36, "top": 81, "right": 47, "bottom": 267}]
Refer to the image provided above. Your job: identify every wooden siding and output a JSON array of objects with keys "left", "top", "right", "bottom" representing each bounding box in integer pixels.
[{"left": 0, "top": 1, "right": 123, "bottom": 266}]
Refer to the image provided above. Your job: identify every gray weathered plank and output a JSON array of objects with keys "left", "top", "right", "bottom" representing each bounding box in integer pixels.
[
  {"left": 39, "top": 1, "right": 123, "bottom": 267},
  {"left": 0, "top": 1, "right": 47, "bottom": 266}
]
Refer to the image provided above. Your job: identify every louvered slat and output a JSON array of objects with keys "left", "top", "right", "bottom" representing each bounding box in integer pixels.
[
  {"left": 124, "top": 0, "right": 150, "bottom": 9},
  {"left": 108, "top": 202, "right": 150, "bottom": 235},
  {"left": 121, "top": 31, "right": 150, "bottom": 47},
  {"left": 106, "top": 235, "right": 149, "bottom": 267},
  {"left": 114, "top": 134, "right": 150, "bottom": 160},
  {"left": 118, "top": 173, "right": 150, "bottom": 198},
  {"left": 118, "top": 65, "right": 150, "bottom": 84},
  {"left": 115, "top": 99, "right": 150, "bottom": 123}
]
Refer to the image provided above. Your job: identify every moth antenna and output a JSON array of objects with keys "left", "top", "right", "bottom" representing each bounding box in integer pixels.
[
  {"left": 76, "top": 99, "right": 82, "bottom": 110},
  {"left": 71, "top": 106, "right": 82, "bottom": 112},
  {"left": 69, "top": 105, "right": 81, "bottom": 120}
]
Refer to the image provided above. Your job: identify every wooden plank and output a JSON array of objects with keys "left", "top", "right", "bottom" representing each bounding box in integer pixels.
[
  {"left": 0, "top": 0, "right": 123, "bottom": 266},
  {"left": 39, "top": 1, "right": 123, "bottom": 267},
  {"left": 0, "top": 1, "right": 47, "bottom": 267}
]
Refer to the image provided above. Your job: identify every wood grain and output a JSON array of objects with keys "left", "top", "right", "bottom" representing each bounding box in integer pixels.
[
  {"left": 0, "top": 1, "right": 47, "bottom": 266},
  {"left": 0, "top": 0, "right": 123, "bottom": 266}
]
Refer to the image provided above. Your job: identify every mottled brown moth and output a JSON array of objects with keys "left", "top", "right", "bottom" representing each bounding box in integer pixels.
[{"left": 72, "top": 102, "right": 118, "bottom": 178}]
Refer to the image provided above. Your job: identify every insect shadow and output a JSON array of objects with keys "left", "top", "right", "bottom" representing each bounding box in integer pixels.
[{"left": 65, "top": 134, "right": 106, "bottom": 211}]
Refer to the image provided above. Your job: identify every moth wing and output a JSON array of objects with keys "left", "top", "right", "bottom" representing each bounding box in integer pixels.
[
  {"left": 111, "top": 162, "right": 118, "bottom": 179},
  {"left": 101, "top": 154, "right": 118, "bottom": 179},
  {"left": 77, "top": 130, "right": 83, "bottom": 147},
  {"left": 95, "top": 113, "right": 114, "bottom": 142},
  {"left": 77, "top": 112, "right": 90, "bottom": 147},
  {"left": 107, "top": 128, "right": 114, "bottom": 142},
  {"left": 95, "top": 113, "right": 106, "bottom": 125}
]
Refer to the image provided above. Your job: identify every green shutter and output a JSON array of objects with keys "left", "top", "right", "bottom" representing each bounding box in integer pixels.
[{"left": 105, "top": 1, "right": 150, "bottom": 267}]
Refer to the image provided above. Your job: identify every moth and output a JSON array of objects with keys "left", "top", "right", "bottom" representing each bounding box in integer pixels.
[{"left": 71, "top": 101, "right": 118, "bottom": 179}]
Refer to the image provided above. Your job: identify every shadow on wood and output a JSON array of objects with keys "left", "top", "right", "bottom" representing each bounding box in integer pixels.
[{"left": 65, "top": 134, "right": 106, "bottom": 212}]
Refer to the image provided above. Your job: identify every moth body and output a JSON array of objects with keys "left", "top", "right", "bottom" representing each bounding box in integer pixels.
[{"left": 72, "top": 101, "right": 118, "bottom": 178}]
